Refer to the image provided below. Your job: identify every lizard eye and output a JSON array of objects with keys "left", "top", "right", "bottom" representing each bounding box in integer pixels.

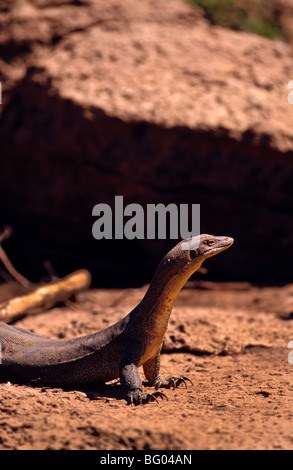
[{"left": 204, "top": 240, "right": 214, "bottom": 247}]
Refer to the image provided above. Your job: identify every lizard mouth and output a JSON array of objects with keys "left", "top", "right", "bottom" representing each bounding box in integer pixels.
[{"left": 203, "top": 236, "right": 234, "bottom": 258}]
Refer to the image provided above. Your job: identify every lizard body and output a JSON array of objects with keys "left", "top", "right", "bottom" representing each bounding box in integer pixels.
[{"left": 0, "top": 234, "right": 233, "bottom": 404}]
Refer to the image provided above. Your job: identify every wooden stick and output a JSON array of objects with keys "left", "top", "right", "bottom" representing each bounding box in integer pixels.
[
  {"left": 0, "top": 269, "right": 92, "bottom": 323},
  {"left": 0, "top": 226, "right": 34, "bottom": 289},
  {"left": 0, "top": 226, "right": 13, "bottom": 244},
  {"left": 0, "top": 246, "right": 34, "bottom": 290}
]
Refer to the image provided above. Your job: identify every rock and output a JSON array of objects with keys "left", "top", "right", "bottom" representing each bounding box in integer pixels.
[
  {"left": 276, "top": 0, "right": 293, "bottom": 43},
  {"left": 0, "top": 0, "right": 293, "bottom": 285}
]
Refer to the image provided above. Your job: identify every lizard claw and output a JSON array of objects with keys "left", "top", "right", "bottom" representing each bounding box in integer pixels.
[
  {"left": 155, "top": 375, "right": 193, "bottom": 390},
  {"left": 176, "top": 376, "right": 193, "bottom": 389},
  {"left": 127, "top": 389, "right": 168, "bottom": 405},
  {"left": 146, "top": 391, "right": 168, "bottom": 404}
]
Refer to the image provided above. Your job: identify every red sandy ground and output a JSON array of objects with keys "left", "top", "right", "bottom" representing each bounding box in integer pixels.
[{"left": 0, "top": 281, "right": 292, "bottom": 450}]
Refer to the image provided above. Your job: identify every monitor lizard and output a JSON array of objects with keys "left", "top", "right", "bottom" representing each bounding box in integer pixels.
[{"left": 0, "top": 234, "right": 233, "bottom": 405}]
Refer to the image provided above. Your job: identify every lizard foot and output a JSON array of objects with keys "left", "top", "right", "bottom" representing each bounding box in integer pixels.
[
  {"left": 127, "top": 389, "right": 168, "bottom": 405},
  {"left": 155, "top": 376, "right": 193, "bottom": 390}
]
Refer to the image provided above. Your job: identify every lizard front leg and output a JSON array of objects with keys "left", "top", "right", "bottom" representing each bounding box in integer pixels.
[
  {"left": 143, "top": 354, "right": 193, "bottom": 390},
  {"left": 119, "top": 342, "right": 167, "bottom": 405}
]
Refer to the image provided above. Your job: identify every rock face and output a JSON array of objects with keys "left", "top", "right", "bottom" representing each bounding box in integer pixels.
[{"left": 0, "top": 0, "right": 293, "bottom": 285}]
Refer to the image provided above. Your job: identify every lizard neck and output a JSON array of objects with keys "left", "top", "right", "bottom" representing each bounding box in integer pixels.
[{"left": 137, "top": 250, "right": 203, "bottom": 334}]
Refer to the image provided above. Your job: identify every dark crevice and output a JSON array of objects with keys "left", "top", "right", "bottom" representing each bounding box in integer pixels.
[{"left": 0, "top": 72, "right": 292, "bottom": 286}]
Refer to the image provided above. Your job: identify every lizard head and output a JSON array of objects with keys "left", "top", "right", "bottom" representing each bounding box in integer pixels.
[
  {"left": 160, "top": 234, "right": 234, "bottom": 274},
  {"left": 140, "top": 234, "right": 234, "bottom": 324},
  {"left": 184, "top": 234, "right": 234, "bottom": 262}
]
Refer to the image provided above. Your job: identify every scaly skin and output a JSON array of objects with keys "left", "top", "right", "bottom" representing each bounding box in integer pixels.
[{"left": 0, "top": 234, "right": 233, "bottom": 405}]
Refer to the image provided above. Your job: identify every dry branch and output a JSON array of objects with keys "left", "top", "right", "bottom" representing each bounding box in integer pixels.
[{"left": 0, "top": 269, "right": 92, "bottom": 323}]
